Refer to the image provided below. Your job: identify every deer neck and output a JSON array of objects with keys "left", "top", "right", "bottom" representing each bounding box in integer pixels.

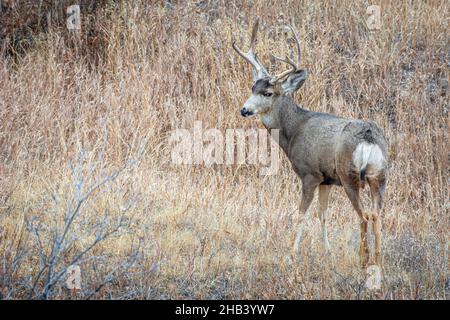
[{"left": 260, "top": 96, "right": 310, "bottom": 149}]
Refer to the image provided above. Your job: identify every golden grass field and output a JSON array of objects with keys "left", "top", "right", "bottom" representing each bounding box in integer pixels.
[{"left": 0, "top": 0, "right": 448, "bottom": 299}]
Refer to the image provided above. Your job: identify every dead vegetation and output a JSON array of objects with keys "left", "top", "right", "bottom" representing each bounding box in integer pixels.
[{"left": 0, "top": 0, "right": 448, "bottom": 299}]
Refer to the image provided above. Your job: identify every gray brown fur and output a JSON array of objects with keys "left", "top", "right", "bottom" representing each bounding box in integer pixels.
[{"left": 261, "top": 81, "right": 387, "bottom": 267}]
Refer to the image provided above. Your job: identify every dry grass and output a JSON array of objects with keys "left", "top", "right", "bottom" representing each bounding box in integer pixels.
[{"left": 0, "top": 0, "right": 448, "bottom": 299}]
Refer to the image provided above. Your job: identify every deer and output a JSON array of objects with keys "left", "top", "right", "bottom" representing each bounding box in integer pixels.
[{"left": 232, "top": 19, "right": 388, "bottom": 268}]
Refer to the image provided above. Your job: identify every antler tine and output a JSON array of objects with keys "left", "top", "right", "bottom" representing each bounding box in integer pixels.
[
  {"left": 269, "top": 55, "right": 296, "bottom": 83},
  {"left": 232, "top": 41, "right": 256, "bottom": 69},
  {"left": 249, "top": 18, "right": 260, "bottom": 53},
  {"left": 273, "top": 55, "right": 297, "bottom": 70},
  {"left": 288, "top": 22, "right": 302, "bottom": 67},
  {"left": 269, "top": 21, "right": 302, "bottom": 84},
  {"left": 232, "top": 18, "right": 269, "bottom": 79}
]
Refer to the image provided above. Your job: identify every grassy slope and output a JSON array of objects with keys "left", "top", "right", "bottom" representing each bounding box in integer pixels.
[{"left": 0, "top": 0, "right": 448, "bottom": 299}]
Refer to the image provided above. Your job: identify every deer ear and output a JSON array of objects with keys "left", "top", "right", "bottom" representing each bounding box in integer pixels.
[{"left": 281, "top": 69, "right": 308, "bottom": 94}]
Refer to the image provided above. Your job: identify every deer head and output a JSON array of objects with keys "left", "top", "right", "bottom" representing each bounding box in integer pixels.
[{"left": 232, "top": 19, "right": 308, "bottom": 117}]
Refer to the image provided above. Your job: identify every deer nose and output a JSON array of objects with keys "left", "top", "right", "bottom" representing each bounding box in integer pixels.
[{"left": 241, "top": 108, "right": 253, "bottom": 117}]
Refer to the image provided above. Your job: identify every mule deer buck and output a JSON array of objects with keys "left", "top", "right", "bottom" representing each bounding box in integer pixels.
[{"left": 232, "top": 19, "right": 388, "bottom": 268}]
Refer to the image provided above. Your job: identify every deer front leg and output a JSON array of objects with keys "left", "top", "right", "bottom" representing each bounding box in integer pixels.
[
  {"left": 318, "top": 185, "right": 332, "bottom": 252},
  {"left": 293, "top": 175, "right": 320, "bottom": 254}
]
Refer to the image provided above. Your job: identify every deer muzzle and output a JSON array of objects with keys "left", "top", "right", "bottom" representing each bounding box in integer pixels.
[{"left": 240, "top": 107, "right": 254, "bottom": 117}]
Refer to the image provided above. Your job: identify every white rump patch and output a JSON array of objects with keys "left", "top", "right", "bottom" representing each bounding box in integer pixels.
[{"left": 352, "top": 142, "right": 385, "bottom": 172}]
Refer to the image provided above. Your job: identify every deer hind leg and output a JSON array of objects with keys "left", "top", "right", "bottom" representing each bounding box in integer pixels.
[
  {"left": 368, "top": 177, "right": 385, "bottom": 266},
  {"left": 343, "top": 185, "right": 369, "bottom": 268},
  {"left": 318, "top": 185, "right": 332, "bottom": 252},
  {"left": 293, "top": 175, "right": 320, "bottom": 254}
]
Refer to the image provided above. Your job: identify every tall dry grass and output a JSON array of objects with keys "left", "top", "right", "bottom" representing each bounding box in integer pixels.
[{"left": 0, "top": 0, "right": 448, "bottom": 299}]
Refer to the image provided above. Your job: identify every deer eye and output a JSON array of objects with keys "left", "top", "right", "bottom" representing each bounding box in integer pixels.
[{"left": 263, "top": 92, "right": 273, "bottom": 97}]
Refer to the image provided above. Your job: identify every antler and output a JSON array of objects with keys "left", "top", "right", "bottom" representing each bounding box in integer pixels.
[
  {"left": 232, "top": 19, "right": 302, "bottom": 83},
  {"left": 269, "top": 23, "right": 302, "bottom": 84},
  {"left": 270, "top": 54, "right": 297, "bottom": 83},
  {"left": 232, "top": 18, "right": 269, "bottom": 80}
]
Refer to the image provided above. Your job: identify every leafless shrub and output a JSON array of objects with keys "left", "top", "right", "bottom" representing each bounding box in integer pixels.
[{"left": 1, "top": 129, "right": 145, "bottom": 299}]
